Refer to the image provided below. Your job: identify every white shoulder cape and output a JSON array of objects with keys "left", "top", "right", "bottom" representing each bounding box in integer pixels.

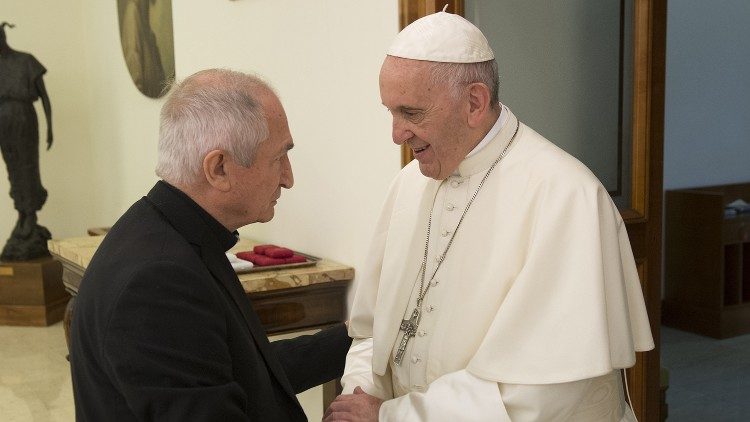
[{"left": 349, "top": 110, "right": 654, "bottom": 384}]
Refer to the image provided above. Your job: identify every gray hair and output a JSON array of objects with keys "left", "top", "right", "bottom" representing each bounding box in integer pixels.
[
  {"left": 428, "top": 59, "right": 499, "bottom": 109},
  {"left": 155, "top": 69, "right": 272, "bottom": 186}
]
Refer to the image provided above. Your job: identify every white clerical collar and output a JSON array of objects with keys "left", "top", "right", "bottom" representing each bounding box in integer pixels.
[
  {"left": 454, "top": 106, "right": 520, "bottom": 178},
  {"left": 465, "top": 103, "right": 508, "bottom": 159}
]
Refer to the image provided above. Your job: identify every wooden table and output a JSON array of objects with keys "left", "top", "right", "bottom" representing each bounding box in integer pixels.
[{"left": 48, "top": 236, "right": 353, "bottom": 409}]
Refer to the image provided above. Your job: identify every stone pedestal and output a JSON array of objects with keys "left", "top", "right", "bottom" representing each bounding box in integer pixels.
[{"left": 0, "top": 256, "right": 69, "bottom": 326}]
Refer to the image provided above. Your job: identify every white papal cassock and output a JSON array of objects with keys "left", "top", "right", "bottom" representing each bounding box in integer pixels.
[{"left": 343, "top": 106, "right": 654, "bottom": 421}]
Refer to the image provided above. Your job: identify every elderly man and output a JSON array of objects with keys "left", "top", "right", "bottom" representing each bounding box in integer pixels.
[
  {"left": 70, "top": 69, "right": 351, "bottom": 421},
  {"left": 325, "top": 10, "right": 653, "bottom": 422}
]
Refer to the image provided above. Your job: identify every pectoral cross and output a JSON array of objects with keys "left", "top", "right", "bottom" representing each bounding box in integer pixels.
[{"left": 394, "top": 308, "right": 421, "bottom": 365}]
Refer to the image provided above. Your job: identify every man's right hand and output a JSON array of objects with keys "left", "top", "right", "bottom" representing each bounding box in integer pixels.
[{"left": 322, "top": 386, "right": 383, "bottom": 422}]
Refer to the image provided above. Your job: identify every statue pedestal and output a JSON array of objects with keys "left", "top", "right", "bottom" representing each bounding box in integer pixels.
[{"left": 0, "top": 256, "right": 69, "bottom": 326}]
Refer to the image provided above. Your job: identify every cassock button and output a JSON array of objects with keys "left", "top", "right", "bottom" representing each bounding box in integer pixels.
[
  {"left": 426, "top": 305, "right": 435, "bottom": 313},
  {"left": 441, "top": 229, "right": 451, "bottom": 237},
  {"left": 431, "top": 280, "right": 439, "bottom": 287},
  {"left": 417, "top": 330, "right": 426, "bottom": 337},
  {"left": 445, "top": 203, "right": 455, "bottom": 211},
  {"left": 411, "top": 356, "right": 421, "bottom": 364},
  {"left": 450, "top": 180, "right": 461, "bottom": 188}
]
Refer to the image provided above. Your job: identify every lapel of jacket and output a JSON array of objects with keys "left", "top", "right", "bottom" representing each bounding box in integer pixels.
[
  {"left": 145, "top": 182, "right": 301, "bottom": 407},
  {"left": 200, "top": 242, "right": 301, "bottom": 404}
]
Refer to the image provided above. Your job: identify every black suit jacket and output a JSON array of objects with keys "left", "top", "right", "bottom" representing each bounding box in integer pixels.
[{"left": 69, "top": 181, "right": 351, "bottom": 421}]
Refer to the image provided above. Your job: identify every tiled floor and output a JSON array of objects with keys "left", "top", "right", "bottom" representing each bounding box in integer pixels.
[
  {"left": 0, "top": 323, "right": 323, "bottom": 422},
  {"left": 0, "top": 323, "right": 74, "bottom": 422},
  {"left": 661, "top": 326, "right": 750, "bottom": 421}
]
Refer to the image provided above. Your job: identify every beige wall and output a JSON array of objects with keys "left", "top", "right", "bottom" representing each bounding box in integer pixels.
[
  {"left": 2, "top": 0, "right": 399, "bottom": 278},
  {"left": 171, "top": 0, "right": 400, "bottom": 268}
]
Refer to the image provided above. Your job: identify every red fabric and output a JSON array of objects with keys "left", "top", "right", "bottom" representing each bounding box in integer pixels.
[
  {"left": 253, "top": 244, "right": 277, "bottom": 254},
  {"left": 266, "top": 247, "right": 294, "bottom": 259},
  {"left": 236, "top": 246, "right": 306, "bottom": 266},
  {"left": 285, "top": 254, "right": 307, "bottom": 264},
  {"left": 235, "top": 252, "right": 261, "bottom": 262}
]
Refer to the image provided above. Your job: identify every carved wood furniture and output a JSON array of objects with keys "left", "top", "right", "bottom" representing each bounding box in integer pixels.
[{"left": 663, "top": 182, "right": 750, "bottom": 338}]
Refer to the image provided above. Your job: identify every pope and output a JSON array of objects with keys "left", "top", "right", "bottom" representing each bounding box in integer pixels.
[{"left": 325, "top": 9, "right": 654, "bottom": 422}]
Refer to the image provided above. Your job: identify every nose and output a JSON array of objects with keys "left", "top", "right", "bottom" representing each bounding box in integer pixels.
[
  {"left": 281, "top": 155, "right": 294, "bottom": 189},
  {"left": 392, "top": 117, "right": 413, "bottom": 146}
]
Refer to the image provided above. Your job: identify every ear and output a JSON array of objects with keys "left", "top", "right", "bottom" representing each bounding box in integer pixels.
[
  {"left": 466, "top": 82, "right": 491, "bottom": 128},
  {"left": 202, "top": 150, "right": 232, "bottom": 192}
]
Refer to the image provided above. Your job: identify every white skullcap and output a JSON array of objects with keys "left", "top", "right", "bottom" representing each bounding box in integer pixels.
[{"left": 387, "top": 8, "right": 494, "bottom": 63}]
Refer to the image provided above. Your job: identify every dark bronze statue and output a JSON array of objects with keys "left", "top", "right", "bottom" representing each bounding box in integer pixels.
[{"left": 0, "top": 22, "right": 53, "bottom": 261}]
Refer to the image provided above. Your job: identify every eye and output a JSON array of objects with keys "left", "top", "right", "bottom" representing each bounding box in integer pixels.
[
  {"left": 276, "top": 152, "right": 289, "bottom": 163},
  {"left": 402, "top": 108, "right": 423, "bottom": 120}
]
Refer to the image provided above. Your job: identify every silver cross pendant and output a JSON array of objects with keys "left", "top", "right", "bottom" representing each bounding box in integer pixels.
[{"left": 394, "top": 308, "right": 421, "bottom": 365}]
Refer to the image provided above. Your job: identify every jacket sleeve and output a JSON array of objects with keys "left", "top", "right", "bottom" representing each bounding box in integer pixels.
[
  {"left": 271, "top": 323, "right": 352, "bottom": 393},
  {"left": 101, "top": 262, "right": 247, "bottom": 421}
]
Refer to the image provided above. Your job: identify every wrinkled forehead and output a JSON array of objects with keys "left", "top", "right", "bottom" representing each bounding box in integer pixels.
[
  {"left": 379, "top": 56, "right": 449, "bottom": 102},
  {"left": 381, "top": 56, "right": 431, "bottom": 78},
  {"left": 256, "top": 89, "right": 292, "bottom": 141},
  {"left": 380, "top": 56, "right": 441, "bottom": 91},
  {"left": 260, "top": 91, "right": 289, "bottom": 129}
]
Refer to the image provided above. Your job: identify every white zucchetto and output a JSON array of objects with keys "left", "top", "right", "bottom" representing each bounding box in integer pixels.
[{"left": 386, "top": 10, "right": 494, "bottom": 63}]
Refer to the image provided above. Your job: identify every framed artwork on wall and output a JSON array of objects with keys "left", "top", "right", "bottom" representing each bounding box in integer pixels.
[{"left": 117, "top": 0, "right": 175, "bottom": 98}]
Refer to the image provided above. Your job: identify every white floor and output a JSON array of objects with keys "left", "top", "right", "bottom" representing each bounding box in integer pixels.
[
  {"left": 0, "top": 322, "right": 324, "bottom": 421},
  {"left": 0, "top": 323, "right": 74, "bottom": 422}
]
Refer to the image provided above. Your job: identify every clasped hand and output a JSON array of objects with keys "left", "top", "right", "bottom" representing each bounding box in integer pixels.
[{"left": 323, "top": 386, "right": 383, "bottom": 422}]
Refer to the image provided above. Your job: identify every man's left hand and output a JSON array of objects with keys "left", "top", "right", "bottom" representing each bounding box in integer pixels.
[{"left": 323, "top": 386, "right": 383, "bottom": 422}]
